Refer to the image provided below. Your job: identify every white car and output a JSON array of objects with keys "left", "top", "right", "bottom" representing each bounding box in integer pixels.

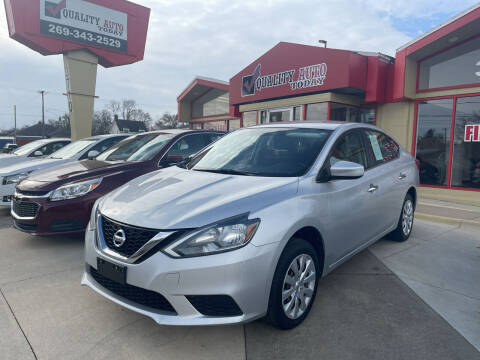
[
  {"left": 0, "top": 134, "right": 129, "bottom": 207},
  {"left": 0, "top": 138, "right": 70, "bottom": 169}
]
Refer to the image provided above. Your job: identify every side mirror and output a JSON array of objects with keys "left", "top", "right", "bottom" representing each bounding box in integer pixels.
[
  {"left": 330, "top": 161, "right": 364, "bottom": 180},
  {"left": 87, "top": 150, "right": 100, "bottom": 159},
  {"left": 33, "top": 150, "right": 43, "bottom": 157}
]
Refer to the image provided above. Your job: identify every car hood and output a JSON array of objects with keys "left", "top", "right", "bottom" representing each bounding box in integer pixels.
[
  {"left": 100, "top": 167, "right": 299, "bottom": 230},
  {"left": 0, "top": 157, "right": 68, "bottom": 177},
  {"left": 0, "top": 155, "right": 31, "bottom": 168},
  {"left": 18, "top": 160, "right": 144, "bottom": 191}
]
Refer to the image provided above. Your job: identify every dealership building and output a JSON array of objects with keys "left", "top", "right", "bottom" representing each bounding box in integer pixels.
[{"left": 177, "top": 5, "right": 480, "bottom": 205}]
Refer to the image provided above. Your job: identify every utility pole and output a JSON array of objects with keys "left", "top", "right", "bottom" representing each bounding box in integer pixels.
[
  {"left": 39, "top": 90, "right": 46, "bottom": 138},
  {"left": 13, "top": 105, "right": 17, "bottom": 144}
]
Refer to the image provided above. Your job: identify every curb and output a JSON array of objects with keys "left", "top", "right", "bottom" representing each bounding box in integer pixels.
[{"left": 415, "top": 212, "right": 480, "bottom": 228}]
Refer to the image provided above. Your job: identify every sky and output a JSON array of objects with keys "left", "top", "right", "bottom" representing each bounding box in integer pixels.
[{"left": 0, "top": 0, "right": 477, "bottom": 130}]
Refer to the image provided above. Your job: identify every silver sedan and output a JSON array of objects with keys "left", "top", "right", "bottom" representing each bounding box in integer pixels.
[{"left": 82, "top": 122, "right": 419, "bottom": 329}]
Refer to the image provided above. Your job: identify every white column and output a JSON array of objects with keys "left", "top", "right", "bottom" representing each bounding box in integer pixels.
[{"left": 63, "top": 50, "right": 98, "bottom": 141}]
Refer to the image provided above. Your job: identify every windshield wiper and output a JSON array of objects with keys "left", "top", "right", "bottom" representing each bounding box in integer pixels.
[{"left": 194, "top": 168, "right": 257, "bottom": 176}]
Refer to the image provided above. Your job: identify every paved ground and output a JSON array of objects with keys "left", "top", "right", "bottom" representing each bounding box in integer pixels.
[
  {"left": 416, "top": 199, "right": 480, "bottom": 227},
  {"left": 0, "top": 207, "right": 479, "bottom": 360}
]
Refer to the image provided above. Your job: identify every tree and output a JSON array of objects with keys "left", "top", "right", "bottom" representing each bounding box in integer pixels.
[
  {"left": 92, "top": 110, "right": 113, "bottom": 135},
  {"left": 155, "top": 112, "right": 178, "bottom": 129},
  {"left": 107, "top": 100, "right": 121, "bottom": 117},
  {"left": 131, "top": 108, "right": 153, "bottom": 130}
]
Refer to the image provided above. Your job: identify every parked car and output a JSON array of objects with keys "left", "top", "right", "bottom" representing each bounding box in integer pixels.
[
  {"left": 3, "top": 143, "right": 19, "bottom": 153},
  {"left": 0, "top": 138, "right": 70, "bottom": 169},
  {"left": 0, "top": 137, "right": 14, "bottom": 151},
  {"left": 0, "top": 134, "right": 129, "bottom": 207},
  {"left": 81, "top": 122, "right": 419, "bottom": 329},
  {"left": 13, "top": 130, "right": 225, "bottom": 236}
]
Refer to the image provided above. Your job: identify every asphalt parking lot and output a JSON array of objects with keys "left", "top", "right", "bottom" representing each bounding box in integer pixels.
[{"left": 0, "top": 207, "right": 479, "bottom": 360}]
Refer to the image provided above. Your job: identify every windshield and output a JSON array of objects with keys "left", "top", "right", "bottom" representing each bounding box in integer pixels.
[
  {"left": 96, "top": 134, "right": 170, "bottom": 162},
  {"left": 191, "top": 128, "right": 332, "bottom": 177},
  {"left": 49, "top": 139, "right": 97, "bottom": 159},
  {"left": 127, "top": 134, "right": 174, "bottom": 161},
  {"left": 12, "top": 141, "right": 46, "bottom": 156}
]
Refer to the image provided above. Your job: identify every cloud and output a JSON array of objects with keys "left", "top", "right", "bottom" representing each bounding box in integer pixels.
[{"left": 0, "top": 0, "right": 474, "bottom": 130}]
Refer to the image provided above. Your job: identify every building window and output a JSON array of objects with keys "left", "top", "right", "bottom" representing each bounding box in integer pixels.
[
  {"left": 306, "top": 103, "right": 328, "bottom": 120},
  {"left": 293, "top": 106, "right": 302, "bottom": 121},
  {"left": 451, "top": 96, "right": 480, "bottom": 189},
  {"left": 260, "top": 111, "right": 267, "bottom": 124},
  {"left": 418, "top": 36, "right": 480, "bottom": 90},
  {"left": 203, "top": 120, "right": 227, "bottom": 131},
  {"left": 415, "top": 99, "right": 453, "bottom": 186},
  {"left": 192, "top": 89, "right": 229, "bottom": 117},
  {"left": 243, "top": 111, "right": 257, "bottom": 127},
  {"left": 330, "top": 103, "right": 375, "bottom": 123},
  {"left": 268, "top": 108, "right": 291, "bottom": 122},
  {"left": 192, "top": 123, "right": 203, "bottom": 130}
]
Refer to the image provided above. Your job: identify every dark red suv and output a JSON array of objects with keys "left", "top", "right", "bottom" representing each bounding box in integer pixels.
[{"left": 12, "top": 130, "right": 224, "bottom": 236}]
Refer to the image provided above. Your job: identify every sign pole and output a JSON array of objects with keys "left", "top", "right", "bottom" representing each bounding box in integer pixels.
[
  {"left": 13, "top": 105, "right": 16, "bottom": 144},
  {"left": 63, "top": 50, "right": 98, "bottom": 141}
]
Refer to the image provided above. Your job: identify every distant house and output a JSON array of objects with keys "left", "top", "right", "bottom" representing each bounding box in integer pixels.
[{"left": 111, "top": 116, "right": 147, "bottom": 134}]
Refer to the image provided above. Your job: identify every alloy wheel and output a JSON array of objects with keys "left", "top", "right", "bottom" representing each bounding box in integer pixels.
[
  {"left": 282, "top": 254, "right": 316, "bottom": 320},
  {"left": 402, "top": 199, "right": 414, "bottom": 236}
]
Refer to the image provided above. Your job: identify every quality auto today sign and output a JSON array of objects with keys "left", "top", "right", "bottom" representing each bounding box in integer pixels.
[
  {"left": 242, "top": 63, "right": 328, "bottom": 97},
  {"left": 40, "top": 0, "right": 128, "bottom": 53}
]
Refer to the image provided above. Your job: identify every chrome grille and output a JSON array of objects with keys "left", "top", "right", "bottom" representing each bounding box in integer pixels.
[
  {"left": 12, "top": 199, "right": 39, "bottom": 219},
  {"left": 100, "top": 216, "right": 159, "bottom": 258}
]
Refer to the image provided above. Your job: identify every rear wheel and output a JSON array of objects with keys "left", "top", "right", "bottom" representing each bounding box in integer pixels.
[
  {"left": 390, "top": 194, "right": 415, "bottom": 242},
  {"left": 266, "top": 238, "right": 320, "bottom": 330}
]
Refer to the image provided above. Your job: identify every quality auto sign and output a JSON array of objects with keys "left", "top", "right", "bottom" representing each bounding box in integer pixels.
[
  {"left": 40, "top": 0, "right": 128, "bottom": 53},
  {"left": 242, "top": 63, "right": 328, "bottom": 97}
]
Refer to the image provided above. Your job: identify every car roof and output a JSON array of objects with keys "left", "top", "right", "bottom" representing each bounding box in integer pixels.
[
  {"left": 85, "top": 134, "right": 131, "bottom": 141},
  {"left": 251, "top": 121, "right": 378, "bottom": 131},
  {"left": 32, "top": 138, "right": 70, "bottom": 144},
  {"left": 136, "top": 129, "right": 224, "bottom": 136}
]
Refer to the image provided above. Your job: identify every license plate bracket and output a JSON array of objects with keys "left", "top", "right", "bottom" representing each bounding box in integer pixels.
[{"left": 97, "top": 258, "right": 127, "bottom": 285}]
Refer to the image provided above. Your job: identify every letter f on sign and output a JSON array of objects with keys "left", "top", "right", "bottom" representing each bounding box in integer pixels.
[{"left": 465, "top": 125, "right": 480, "bottom": 142}]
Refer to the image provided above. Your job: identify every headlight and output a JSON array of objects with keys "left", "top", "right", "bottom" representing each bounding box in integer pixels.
[
  {"left": 3, "top": 172, "right": 31, "bottom": 185},
  {"left": 50, "top": 178, "right": 102, "bottom": 202},
  {"left": 163, "top": 215, "right": 260, "bottom": 258},
  {"left": 88, "top": 198, "right": 102, "bottom": 231}
]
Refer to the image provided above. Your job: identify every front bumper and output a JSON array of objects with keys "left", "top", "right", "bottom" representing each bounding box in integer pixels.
[
  {"left": 82, "top": 227, "right": 279, "bottom": 326},
  {"left": 0, "top": 183, "right": 15, "bottom": 207},
  {"left": 11, "top": 192, "right": 99, "bottom": 236}
]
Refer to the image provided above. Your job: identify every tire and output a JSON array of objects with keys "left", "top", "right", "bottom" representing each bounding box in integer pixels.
[
  {"left": 389, "top": 194, "right": 415, "bottom": 242},
  {"left": 266, "top": 238, "right": 320, "bottom": 330}
]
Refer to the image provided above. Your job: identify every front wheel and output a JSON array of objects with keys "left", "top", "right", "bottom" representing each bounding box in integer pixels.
[
  {"left": 390, "top": 194, "right": 415, "bottom": 242},
  {"left": 266, "top": 238, "right": 320, "bottom": 330}
]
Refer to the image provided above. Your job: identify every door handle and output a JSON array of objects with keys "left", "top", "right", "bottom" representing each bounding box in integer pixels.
[
  {"left": 368, "top": 184, "right": 379, "bottom": 193},
  {"left": 398, "top": 173, "right": 407, "bottom": 180}
]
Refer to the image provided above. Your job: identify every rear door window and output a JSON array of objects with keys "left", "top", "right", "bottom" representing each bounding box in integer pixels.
[{"left": 364, "top": 130, "right": 400, "bottom": 166}]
